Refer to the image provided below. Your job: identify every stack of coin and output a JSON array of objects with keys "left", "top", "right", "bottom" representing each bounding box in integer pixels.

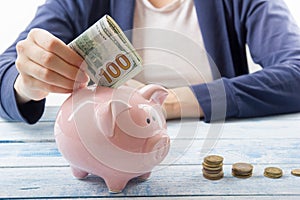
[
  {"left": 291, "top": 169, "right": 300, "bottom": 177},
  {"left": 264, "top": 167, "right": 283, "bottom": 179},
  {"left": 202, "top": 155, "right": 224, "bottom": 180},
  {"left": 232, "top": 162, "right": 253, "bottom": 178}
]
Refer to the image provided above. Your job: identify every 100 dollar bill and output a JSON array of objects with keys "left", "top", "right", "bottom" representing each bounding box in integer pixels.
[{"left": 69, "top": 15, "right": 142, "bottom": 88}]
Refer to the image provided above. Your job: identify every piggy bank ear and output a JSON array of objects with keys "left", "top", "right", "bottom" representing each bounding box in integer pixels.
[
  {"left": 139, "top": 84, "right": 168, "bottom": 105},
  {"left": 96, "top": 100, "right": 131, "bottom": 137}
]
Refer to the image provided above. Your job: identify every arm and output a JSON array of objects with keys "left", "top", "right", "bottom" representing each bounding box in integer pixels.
[
  {"left": 163, "top": 86, "right": 204, "bottom": 120},
  {"left": 125, "top": 79, "right": 203, "bottom": 119},
  {"left": 0, "top": 0, "right": 105, "bottom": 124},
  {"left": 192, "top": 0, "right": 300, "bottom": 122}
]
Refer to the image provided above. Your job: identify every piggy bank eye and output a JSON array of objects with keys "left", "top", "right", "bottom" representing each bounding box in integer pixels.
[{"left": 146, "top": 118, "right": 151, "bottom": 124}]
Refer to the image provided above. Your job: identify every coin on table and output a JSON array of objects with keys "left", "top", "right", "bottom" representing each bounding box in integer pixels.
[
  {"left": 232, "top": 162, "right": 253, "bottom": 178},
  {"left": 231, "top": 173, "right": 253, "bottom": 179},
  {"left": 291, "top": 169, "right": 300, "bottom": 177},
  {"left": 202, "top": 170, "right": 224, "bottom": 180},
  {"left": 202, "top": 162, "right": 223, "bottom": 170},
  {"left": 202, "top": 167, "right": 223, "bottom": 175},
  {"left": 232, "top": 162, "right": 253, "bottom": 173},
  {"left": 264, "top": 167, "right": 283, "bottom": 178},
  {"left": 204, "top": 155, "right": 224, "bottom": 165}
]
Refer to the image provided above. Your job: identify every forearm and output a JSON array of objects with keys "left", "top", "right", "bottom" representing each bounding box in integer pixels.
[
  {"left": 0, "top": 58, "right": 45, "bottom": 124},
  {"left": 191, "top": 62, "right": 300, "bottom": 123},
  {"left": 163, "top": 86, "right": 204, "bottom": 120},
  {"left": 0, "top": 58, "right": 21, "bottom": 121},
  {"left": 125, "top": 79, "right": 204, "bottom": 120}
]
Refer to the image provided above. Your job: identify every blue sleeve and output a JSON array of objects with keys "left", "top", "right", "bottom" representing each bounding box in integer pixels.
[
  {"left": 192, "top": 0, "right": 300, "bottom": 122},
  {"left": 0, "top": 0, "right": 108, "bottom": 124}
]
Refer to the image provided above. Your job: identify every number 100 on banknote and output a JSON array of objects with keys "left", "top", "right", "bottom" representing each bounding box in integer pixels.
[{"left": 69, "top": 15, "right": 142, "bottom": 88}]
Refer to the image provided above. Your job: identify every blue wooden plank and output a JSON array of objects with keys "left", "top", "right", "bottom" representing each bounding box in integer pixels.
[
  {"left": 27, "top": 197, "right": 300, "bottom": 200},
  {"left": 1, "top": 108, "right": 300, "bottom": 199},
  {"left": 1, "top": 117, "right": 300, "bottom": 142},
  {"left": 1, "top": 165, "right": 300, "bottom": 198},
  {"left": 79, "top": 197, "right": 300, "bottom": 200},
  {"left": 167, "top": 119, "right": 300, "bottom": 139},
  {"left": 0, "top": 122, "right": 55, "bottom": 143},
  {"left": 1, "top": 138, "right": 300, "bottom": 167}
]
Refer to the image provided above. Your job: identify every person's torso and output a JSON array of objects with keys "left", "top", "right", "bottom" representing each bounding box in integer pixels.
[{"left": 132, "top": 0, "right": 213, "bottom": 88}]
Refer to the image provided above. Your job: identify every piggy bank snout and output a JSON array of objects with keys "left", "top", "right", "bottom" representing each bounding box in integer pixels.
[
  {"left": 144, "top": 133, "right": 170, "bottom": 162},
  {"left": 152, "top": 135, "right": 170, "bottom": 161}
]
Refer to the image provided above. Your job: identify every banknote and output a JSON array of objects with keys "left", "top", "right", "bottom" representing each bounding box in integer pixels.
[{"left": 69, "top": 15, "right": 142, "bottom": 88}]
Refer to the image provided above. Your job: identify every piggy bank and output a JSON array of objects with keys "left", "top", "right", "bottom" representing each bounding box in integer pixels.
[{"left": 54, "top": 84, "right": 170, "bottom": 193}]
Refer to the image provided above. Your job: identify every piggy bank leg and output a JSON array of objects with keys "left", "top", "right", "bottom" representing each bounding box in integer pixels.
[
  {"left": 71, "top": 166, "right": 88, "bottom": 179},
  {"left": 138, "top": 172, "right": 152, "bottom": 181},
  {"left": 104, "top": 178, "right": 129, "bottom": 193}
]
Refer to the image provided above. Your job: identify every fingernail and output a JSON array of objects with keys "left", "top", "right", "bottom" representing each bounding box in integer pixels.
[{"left": 73, "top": 82, "right": 87, "bottom": 92}]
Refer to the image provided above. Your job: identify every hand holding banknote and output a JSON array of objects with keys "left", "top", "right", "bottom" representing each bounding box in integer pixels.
[
  {"left": 14, "top": 15, "right": 141, "bottom": 104},
  {"left": 14, "top": 28, "right": 89, "bottom": 104}
]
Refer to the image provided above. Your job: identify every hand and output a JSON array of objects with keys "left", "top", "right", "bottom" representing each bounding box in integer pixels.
[
  {"left": 163, "top": 87, "right": 204, "bottom": 119},
  {"left": 14, "top": 28, "right": 89, "bottom": 104}
]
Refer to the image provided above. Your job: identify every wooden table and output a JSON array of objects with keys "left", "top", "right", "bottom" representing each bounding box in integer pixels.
[{"left": 1, "top": 106, "right": 300, "bottom": 199}]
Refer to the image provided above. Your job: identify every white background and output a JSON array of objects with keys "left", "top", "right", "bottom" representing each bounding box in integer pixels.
[{"left": 0, "top": 0, "right": 300, "bottom": 106}]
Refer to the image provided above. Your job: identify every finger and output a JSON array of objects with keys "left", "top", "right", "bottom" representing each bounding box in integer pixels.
[
  {"left": 17, "top": 40, "right": 89, "bottom": 83},
  {"left": 22, "top": 74, "right": 73, "bottom": 94},
  {"left": 28, "top": 28, "right": 84, "bottom": 68},
  {"left": 17, "top": 58, "right": 80, "bottom": 91}
]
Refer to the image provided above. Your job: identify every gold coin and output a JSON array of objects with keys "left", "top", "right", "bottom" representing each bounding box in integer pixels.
[
  {"left": 203, "top": 171, "right": 224, "bottom": 180},
  {"left": 232, "top": 172, "right": 252, "bottom": 179},
  {"left": 202, "top": 169, "right": 224, "bottom": 177},
  {"left": 204, "top": 155, "right": 224, "bottom": 165},
  {"left": 232, "top": 162, "right": 253, "bottom": 174},
  {"left": 203, "top": 166, "right": 223, "bottom": 172},
  {"left": 264, "top": 167, "right": 283, "bottom": 178},
  {"left": 264, "top": 167, "right": 282, "bottom": 175},
  {"left": 202, "top": 168, "right": 223, "bottom": 175},
  {"left": 291, "top": 169, "right": 300, "bottom": 177},
  {"left": 232, "top": 170, "right": 252, "bottom": 176},
  {"left": 202, "top": 162, "right": 223, "bottom": 170},
  {"left": 264, "top": 172, "right": 282, "bottom": 179}
]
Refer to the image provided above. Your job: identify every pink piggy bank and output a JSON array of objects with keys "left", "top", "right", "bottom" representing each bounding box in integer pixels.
[{"left": 54, "top": 84, "right": 170, "bottom": 193}]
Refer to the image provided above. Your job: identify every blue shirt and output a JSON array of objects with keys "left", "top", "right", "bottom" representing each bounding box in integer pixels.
[{"left": 1, "top": 0, "right": 300, "bottom": 123}]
